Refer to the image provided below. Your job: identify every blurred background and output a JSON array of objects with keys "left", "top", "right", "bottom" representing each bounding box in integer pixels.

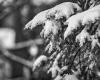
[{"left": 0, "top": 0, "right": 71, "bottom": 80}]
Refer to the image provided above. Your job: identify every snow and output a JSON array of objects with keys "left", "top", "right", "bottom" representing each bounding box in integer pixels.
[
  {"left": 55, "top": 52, "right": 63, "bottom": 61},
  {"left": 48, "top": 53, "right": 63, "bottom": 78},
  {"left": 45, "top": 41, "right": 53, "bottom": 53},
  {"left": 54, "top": 75, "right": 62, "bottom": 80},
  {"left": 90, "top": 35, "right": 100, "bottom": 49},
  {"left": 25, "top": 9, "right": 49, "bottom": 29},
  {"left": 40, "top": 20, "right": 61, "bottom": 38},
  {"left": 82, "top": 10, "right": 100, "bottom": 25},
  {"left": 64, "top": 12, "right": 84, "bottom": 39},
  {"left": 24, "top": 2, "right": 100, "bottom": 80},
  {"left": 76, "top": 28, "right": 90, "bottom": 46},
  {"left": 32, "top": 55, "right": 48, "bottom": 71},
  {"left": 61, "top": 66, "right": 68, "bottom": 72},
  {"left": 63, "top": 74, "right": 78, "bottom": 80},
  {"left": 47, "top": 2, "right": 82, "bottom": 20},
  {"left": 88, "top": 4, "right": 100, "bottom": 11},
  {"left": 25, "top": 2, "right": 100, "bottom": 48},
  {"left": 64, "top": 4, "right": 100, "bottom": 39},
  {"left": 48, "top": 60, "right": 60, "bottom": 78},
  {"left": 25, "top": 2, "right": 81, "bottom": 31},
  {"left": 49, "top": 52, "right": 57, "bottom": 59},
  {"left": 41, "top": 20, "right": 53, "bottom": 38},
  {"left": 48, "top": 65, "right": 60, "bottom": 78},
  {"left": 75, "top": 26, "right": 100, "bottom": 48}
]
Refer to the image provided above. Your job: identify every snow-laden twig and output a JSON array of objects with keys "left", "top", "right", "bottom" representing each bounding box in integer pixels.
[
  {"left": 40, "top": 20, "right": 61, "bottom": 38},
  {"left": 76, "top": 28, "right": 90, "bottom": 46},
  {"left": 25, "top": 2, "right": 82, "bottom": 30},
  {"left": 47, "top": 2, "right": 82, "bottom": 20},
  {"left": 63, "top": 74, "right": 78, "bottom": 80},
  {"left": 33, "top": 55, "right": 48, "bottom": 71},
  {"left": 64, "top": 4, "right": 100, "bottom": 39},
  {"left": 25, "top": 9, "right": 49, "bottom": 29}
]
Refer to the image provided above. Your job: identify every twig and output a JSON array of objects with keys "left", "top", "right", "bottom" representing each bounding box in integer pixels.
[
  {"left": 10, "top": 39, "right": 43, "bottom": 50},
  {"left": 0, "top": 45, "right": 33, "bottom": 68}
]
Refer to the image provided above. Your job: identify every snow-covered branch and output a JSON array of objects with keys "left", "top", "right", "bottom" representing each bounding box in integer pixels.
[{"left": 25, "top": 1, "right": 100, "bottom": 80}]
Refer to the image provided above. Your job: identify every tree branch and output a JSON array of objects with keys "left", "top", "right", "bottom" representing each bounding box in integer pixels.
[{"left": 0, "top": 46, "right": 33, "bottom": 68}]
